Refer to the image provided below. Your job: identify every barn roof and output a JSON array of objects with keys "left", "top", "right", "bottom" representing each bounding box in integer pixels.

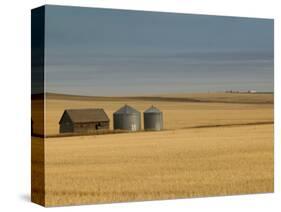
[
  {"left": 144, "top": 105, "right": 162, "bottom": 113},
  {"left": 59, "top": 108, "right": 109, "bottom": 124},
  {"left": 114, "top": 104, "right": 140, "bottom": 114}
]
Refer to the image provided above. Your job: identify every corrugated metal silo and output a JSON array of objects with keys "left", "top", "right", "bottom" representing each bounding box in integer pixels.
[
  {"left": 113, "top": 105, "right": 141, "bottom": 131},
  {"left": 144, "top": 106, "right": 163, "bottom": 131}
]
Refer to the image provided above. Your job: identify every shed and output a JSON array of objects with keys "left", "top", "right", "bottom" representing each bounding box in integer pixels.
[
  {"left": 59, "top": 108, "right": 109, "bottom": 134},
  {"left": 113, "top": 105, "right": 141, "bottom": 131},
  {"left": 144, "top": 106, "right": 163, "bottom": 131}
]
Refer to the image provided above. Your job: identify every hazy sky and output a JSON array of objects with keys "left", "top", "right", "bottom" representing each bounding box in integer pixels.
[{"left": 44, "top": 5, "right": 274, "bottom": 96}]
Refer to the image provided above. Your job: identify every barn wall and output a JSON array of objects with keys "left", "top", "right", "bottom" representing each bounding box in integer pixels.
[
  {"left": 60, "top": 123, "right": 74, "bottom": 133},
  {"left": 73, "top": 121, "right": 109, "bottom": 133},
  {"left": 98, "top": 121, "right": 110, "bottom": 130}
]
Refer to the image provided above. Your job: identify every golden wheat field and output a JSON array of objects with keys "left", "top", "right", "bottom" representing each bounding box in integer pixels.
[
  {"left": 31, "top": 93, "right": 274, "bottom": 206},
  {"left": 41, "top": 92, "right": 273, "bottom": 135}
]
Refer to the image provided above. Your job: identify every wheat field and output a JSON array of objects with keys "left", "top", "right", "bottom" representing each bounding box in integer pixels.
[
  {"left": 31, "top": 93, "right": 274, "bottom": 206},
  {"left": 43, "top": 93, "right": 273, "bottom": 135},
  {"left": 44, "top": 125, "right": 273, "bottom": 206}
]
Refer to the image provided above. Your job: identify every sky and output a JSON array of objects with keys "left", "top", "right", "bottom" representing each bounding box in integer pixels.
[{"left": 43, "top": 5, "right": 274, "bottom": 96}]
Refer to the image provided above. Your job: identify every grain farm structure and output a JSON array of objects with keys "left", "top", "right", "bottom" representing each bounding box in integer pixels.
[
  {"left": 59, "top": 108, "right": 110, "bottom": 134},
  {"left": 144, "top": 106, "right": 163, "bottom": 131},
  {"left": 113, "top": 105, "right": 141, "bottom": 131}
]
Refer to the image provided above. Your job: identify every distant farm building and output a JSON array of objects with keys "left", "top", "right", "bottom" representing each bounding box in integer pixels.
[
  {"left": 144, "top": 106, "right": 163, "bottom": 131},
  {"left": 113, "top": 105, "right": 141, "bottom": 131},
  {"left": 59, "top": 108, "right": 110, "bottom": 134}
]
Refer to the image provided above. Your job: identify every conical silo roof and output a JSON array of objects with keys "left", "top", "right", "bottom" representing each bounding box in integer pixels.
[
  {"left": 144, "top": 105, "right": 162, "bottom": 113},
  {"left": 114, "top": 104, "right": 140, "bottom": 114}
]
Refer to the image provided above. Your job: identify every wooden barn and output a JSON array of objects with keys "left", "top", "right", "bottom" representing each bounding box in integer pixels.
[{"left": 59, "top": 108, "right": 110, "bottom": 134}]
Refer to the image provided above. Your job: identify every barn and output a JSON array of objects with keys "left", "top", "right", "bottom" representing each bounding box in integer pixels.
[{"left": 59, "top": 108, "right": 110, "bottom": 134}]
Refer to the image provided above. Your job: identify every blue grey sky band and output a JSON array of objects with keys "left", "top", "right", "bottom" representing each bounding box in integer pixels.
[{"left": 43, "top": 5, "right": 274, "bottom": 96}]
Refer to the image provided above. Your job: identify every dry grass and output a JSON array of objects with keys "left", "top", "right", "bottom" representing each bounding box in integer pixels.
[
  {"left": 42, "top": 93, "right": 273, "bottom": 135},
  {"left": 30, "top": 93, "right": 274, "bottom": 206},
  {"left": 157, "top": 92, "right": 273, "bottom": 104},
  {"left": 44, "top": 124, "right": 273, "bottom": 206}
]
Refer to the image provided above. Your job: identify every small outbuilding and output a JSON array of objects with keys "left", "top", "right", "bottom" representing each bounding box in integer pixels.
[
  {"left": 59, "top": 108, "right": 110, "bottom": 134},
  {"left": 144, "top": 106, "right": 163, "bottom": 131},
  {"left": 113, "top": 105, "right": 141, "bottom": 131}
]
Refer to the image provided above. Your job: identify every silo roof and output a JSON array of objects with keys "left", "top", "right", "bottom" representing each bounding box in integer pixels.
[
  {"left": 114, "top": 104, "right": 140, "bottom": 114},
  {"left": 144, "top": 106, "right": 162, "bottom": 113}
]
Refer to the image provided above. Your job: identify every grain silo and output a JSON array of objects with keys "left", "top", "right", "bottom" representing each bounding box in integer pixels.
[
  {"left": 144, "top": 106, "right": 163, "bottom": 131},
  {"left": 113, "top": 105, "right": 141, "bottom": 131}
]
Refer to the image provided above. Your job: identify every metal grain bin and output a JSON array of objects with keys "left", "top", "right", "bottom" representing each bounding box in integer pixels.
[
  {"left": 113, "top": 105, "right": 141, "bottom": 131},
  {"left": 144, "top": 106, "right": 163, "bottom": 131}
]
